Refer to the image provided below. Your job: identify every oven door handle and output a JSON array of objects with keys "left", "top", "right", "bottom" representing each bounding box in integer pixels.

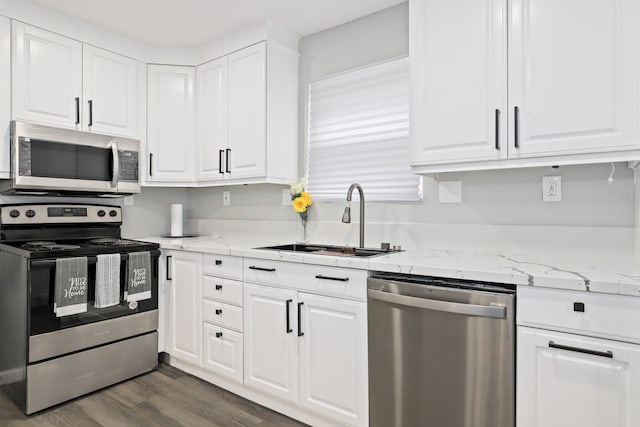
[
  {"left": 367, "top": 288, "right": 506, "bottom": 319},
  {"left": 29, "top": 249, "right": 161, "bottom": 268},
  {"left": 110, "top": 141, "right": 120, "bottom": 189}
]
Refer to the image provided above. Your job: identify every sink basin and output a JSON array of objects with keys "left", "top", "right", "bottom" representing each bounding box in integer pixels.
[{"left": 256, "top": 243, "right": 402, "bottom": 258}]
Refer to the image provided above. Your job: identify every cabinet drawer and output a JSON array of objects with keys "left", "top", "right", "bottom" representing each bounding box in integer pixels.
[
  {"left": 202, "top": 254, "right": 242, "bottom": 280},
  {"left": 203, "top": 299, "right": 243, "bottom": 332},
  {"left": 518, "top": 287, "right": 640, "bottom": 343},
  {"left": 203, "top": 276, "right": 243, "bottom": 306},
  {"left": 243, "top": 258, "right": 367, "bottom": 301},
  {"left": 203, "top": 324, "right": 243, "bottom": 384}
]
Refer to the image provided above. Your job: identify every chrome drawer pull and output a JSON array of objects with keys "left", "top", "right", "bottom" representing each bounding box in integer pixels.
[{"left": 548, "top": 341, "right": 613, "bottom": 359}]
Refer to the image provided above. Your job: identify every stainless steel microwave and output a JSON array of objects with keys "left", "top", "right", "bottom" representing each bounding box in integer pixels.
[{"left": 1, "top": 120, "right": 141, "bottom": 196}]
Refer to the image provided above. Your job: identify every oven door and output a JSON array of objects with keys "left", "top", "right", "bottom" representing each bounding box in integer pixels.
[
  {"left": 28, "top": 251, "right": 159, "bottom": 362},
  {"left": 11, "top": 120, "right": 140, "bottom": 194}
]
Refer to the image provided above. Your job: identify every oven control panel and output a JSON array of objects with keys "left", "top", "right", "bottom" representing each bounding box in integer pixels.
[{"left": 0, "top": 204, "right": 122, "bottom": 225}]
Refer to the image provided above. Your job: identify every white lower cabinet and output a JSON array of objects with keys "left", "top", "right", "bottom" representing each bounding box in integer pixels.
[
  {"left": 167, "top": 251, "right": 202, "bottom": 366},
  {"left": 243, "top": 283, "right": 299, "bottom": 403},
  {"left": 203, "top": 323, "right": 243, "bottom": 383},
  {"left": 518, "top": 327, "right": 640, "bottom": 427},
  {"left": 298, "top": 292, "right": 368, "bottom": 426},
  {"left": 243, "top": 282, "right": 368, "bottom": 426}
]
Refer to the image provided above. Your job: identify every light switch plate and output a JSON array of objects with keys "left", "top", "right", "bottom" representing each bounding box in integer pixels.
[
  {"left": 438, "top": 181, "right": 462, "bottom": 203},
  {"left": 223, "top": 190, "right": 231, "bottom": 206},
  {"left": 282, "top": 189, "right": 291, "bottom": 206},
  {"left": 123, "top": 195, "right": 134, "bottom": 206},
  {"left": 542, "top": 176, "right": 562, "bottom": 202}
]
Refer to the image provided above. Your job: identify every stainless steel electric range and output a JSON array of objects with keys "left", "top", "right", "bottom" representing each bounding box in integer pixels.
[{"left": 0, "top": 203, "right": 160, "bottom": 414}]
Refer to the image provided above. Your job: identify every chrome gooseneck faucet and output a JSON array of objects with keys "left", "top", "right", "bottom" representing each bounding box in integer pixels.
[{"left": 342, "top": 183, "right": 365, "bottom": 248}]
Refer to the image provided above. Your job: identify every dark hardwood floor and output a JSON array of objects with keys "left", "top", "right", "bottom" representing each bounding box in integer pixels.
[{"left": 0, "top": 364, "right": 307, "bottom": 427}]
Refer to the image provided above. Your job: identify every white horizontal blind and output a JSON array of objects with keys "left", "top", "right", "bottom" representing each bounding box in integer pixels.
[{"left": 307, "top": 57, "right": 420, "bottom": 201}]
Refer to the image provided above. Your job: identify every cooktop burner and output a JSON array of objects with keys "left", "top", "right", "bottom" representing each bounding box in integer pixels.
[
  {"left": 22, "top": 241, "right": 82, "bottom": 251},
  {"left": 87, "top": 238, "right": 142, "bottom": 247}
]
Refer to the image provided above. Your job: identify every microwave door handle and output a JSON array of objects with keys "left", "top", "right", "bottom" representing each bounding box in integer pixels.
[{"left": 110, "top": 141, "right": 119, "bottom": 189}]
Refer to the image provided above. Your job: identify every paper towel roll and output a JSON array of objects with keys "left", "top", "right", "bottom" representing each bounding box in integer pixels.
[{"left": 171, "top": 204, "right": 183, "bottom": 237}]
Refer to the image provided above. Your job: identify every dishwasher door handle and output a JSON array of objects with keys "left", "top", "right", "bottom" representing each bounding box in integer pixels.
[{"left": 367, "top": 288, "right": 506, "bottom": 319}]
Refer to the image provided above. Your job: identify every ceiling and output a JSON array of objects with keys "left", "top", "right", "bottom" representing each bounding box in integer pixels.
[{"left": 26, "top": 0, "right": 406, "bottom": 47}]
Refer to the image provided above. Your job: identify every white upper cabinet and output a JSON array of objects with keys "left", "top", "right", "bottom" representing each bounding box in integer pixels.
[
  {"left": 12, "top": 22, "right": 139, "bottom": 138},
  {"left": 227, "top": 43, "right": 267, "bottom": 179},
  {"left": 411, "top": 0, "right": 507, "bottom": 164},
  {"left": 196, "top": 56, "right": 228, "bottom": 181},
  {"left": 12, "top": 22, "right": 82, "bottom": 129},
  {"left": 193, "top": 41, "right": 298, "bottom": 186},
  {"left": 147, "top": 65, "right": 196, "bottom": 183},
  {"left": 411, "top": 0, "right": 640, "bottom": 171},
  {"left": 509, "top": 0, "right": 639, "bottom": 157},
  {"left": 82, "top": 45, "right": 138, "bottom": 137}
]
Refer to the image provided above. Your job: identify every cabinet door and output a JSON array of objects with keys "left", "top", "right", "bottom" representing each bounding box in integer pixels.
[
  {"left": 509, "top": 0, "right": 640, "bottom": 157},
  {"left": 518, "top": 327, "right": 640, "bottom": 427},
  {"left": 203, "top": 324, "right": 243, "bottom": 383},
  {"left": 410, "top": 0, "right": 507, "bottom": 165},
  {"left": 298, "top": 293, "right": 368, "bottom": 426},
  {"left": 243, "top": 283, "right": 298, "bottom": 404},
  {"left": 83, "top": 45, "right": 138, "bottom": 137},
  {"left": 227, "top": 43, "right": 266, "bottom": 179},
  {"left": 168, "top": 251, "right": 202, "bottom": 366},
  {"left": 147, "top": 65, "right": 195, "bottom": 182},
  {"left": 157, "top": 251, "right": 171, "bottom": 353},
  {"left": 12, "top": 22, "right": 82, "bottom": 129},
  {"left": 196, "top": 57, "right": 227, "bottom": 181}
]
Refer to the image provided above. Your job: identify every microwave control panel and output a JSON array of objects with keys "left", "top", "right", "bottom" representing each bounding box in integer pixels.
[{"left": 118, "top": 151, "right": 139, "bottom": 182}]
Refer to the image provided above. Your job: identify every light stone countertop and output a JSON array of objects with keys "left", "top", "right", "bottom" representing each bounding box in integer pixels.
[{"left": 142, "top": 235, "right": 640, "bottom": 297}]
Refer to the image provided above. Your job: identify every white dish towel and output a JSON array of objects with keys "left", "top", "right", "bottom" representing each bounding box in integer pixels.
[{"left": 95, "top": 253, "right": 121, "bottom": 308}]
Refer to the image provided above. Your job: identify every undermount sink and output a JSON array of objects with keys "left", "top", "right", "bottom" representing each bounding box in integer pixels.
[{"left": 256, "top": 243, "right": 402, "bottom": 258}]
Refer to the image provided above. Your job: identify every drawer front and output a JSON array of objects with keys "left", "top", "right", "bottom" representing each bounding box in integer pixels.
[
  {"left": 202, "top": 254, "right": 242, "bottom": 280},
  {"left": 203, "top": 276, "right": 243, "bottom": 306},
  {"left": 243, "top": 258, "right": 367, "bottom": 301},
  {"left": 202, "top": 324, "right": 243, "bottom": 384},
  {"left": 203, "top": 300, "right": 243, "bottom": 332},
  {"left": 518, "top": 287, "right": 640, "bottom": 343}
]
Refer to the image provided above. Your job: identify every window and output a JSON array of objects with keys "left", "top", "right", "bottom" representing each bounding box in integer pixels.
[{"left": 306, "top": 57, "right": 420, "bottom": 201}]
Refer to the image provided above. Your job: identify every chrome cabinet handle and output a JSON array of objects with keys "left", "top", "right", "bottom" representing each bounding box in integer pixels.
[
  {"left": 215, "top": 309, "right": 222, "bottom": 315},
  {"left": 215, "top": 332, "right": 223, "bottom": 338},
  {"left": 215, "top": 284, "right": 222, "bottom": 290},
  {"left": 225, "top": 148, "right": 231, "bottom": 173},
  {"left": 219, "top": 150, "right": 225, "bottom": 174},
  {"left": 548, "top": 341, "right": 613, "bottom": 359},
  {"left": 368, "top": 288, "right": 506, "bottom": 319}
]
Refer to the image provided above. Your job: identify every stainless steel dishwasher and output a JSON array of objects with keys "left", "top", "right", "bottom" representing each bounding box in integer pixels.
[{"left": 368, "top": 272, "right": 515, "bottom": 427}]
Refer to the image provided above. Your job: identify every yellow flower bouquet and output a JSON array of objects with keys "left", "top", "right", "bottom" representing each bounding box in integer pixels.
[{"left": 290, "top": 178, "right": 312, "bottom": 229}]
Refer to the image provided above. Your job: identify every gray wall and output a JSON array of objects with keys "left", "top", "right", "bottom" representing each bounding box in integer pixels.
[{"left": 187, "top": 3, "right": 635, "bottom": 230}]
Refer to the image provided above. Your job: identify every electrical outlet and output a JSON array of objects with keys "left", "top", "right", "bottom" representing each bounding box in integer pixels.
[
  {"left": 123, "top": 196, "right": 134, "bottom": 206},
  {"left": 542, "top": 176, "right": 562, "bottom": 202},
  {"left": 222, "top": 190, "right": 231, "bottom": 206},
  {"left": 282, "top": 189, "right": 291, "bottom": 206}
]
